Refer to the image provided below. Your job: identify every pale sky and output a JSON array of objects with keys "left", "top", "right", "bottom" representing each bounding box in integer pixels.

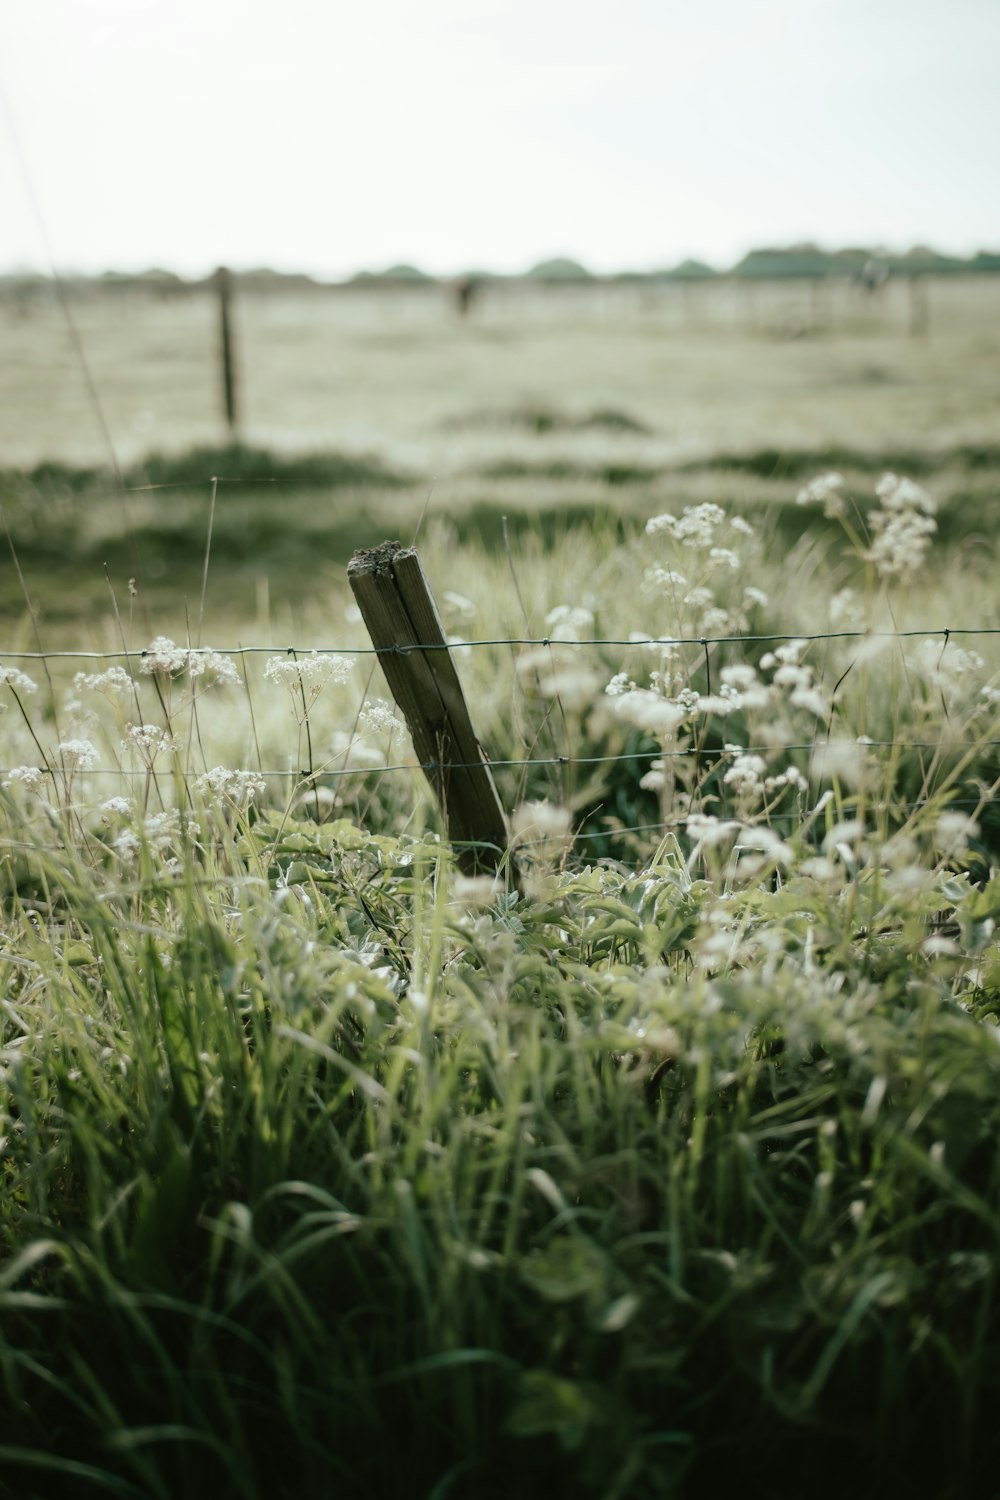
[{"left": 2, "top": 0, "right": 998, "bottom": 279}]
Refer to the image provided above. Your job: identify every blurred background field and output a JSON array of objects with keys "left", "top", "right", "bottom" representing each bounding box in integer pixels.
[{"left": 2, "top": 270, "right": 1000, "bottom": 641}]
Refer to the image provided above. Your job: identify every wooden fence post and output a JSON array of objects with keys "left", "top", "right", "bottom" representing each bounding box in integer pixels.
[
  {"left": 347, "top": 540, "right": 509, "bottom": 874},
  {"left": 216, "top": 266, "right": 239, "bottom": 431}
]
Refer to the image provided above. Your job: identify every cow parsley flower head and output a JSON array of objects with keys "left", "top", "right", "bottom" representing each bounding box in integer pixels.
[
  {"left": 545, "top": 605, "right": 594, "bottom": 642},
  {"left": 3, "top": 765, "right": 44, "bottom": 790},
  {"left": 797, "top": 471, "right": 846, "bottom": 519},
  {"left": 359, "top": 698, "right": 404, "bottom": 736},
  {"left": 187, "top": 649, "right": 241, "bottom": 686},
  {"left": 74, "top": 666, "right": 132, "bottom": 695},
  {"left": 57, "top": 739, "right": 99, "bottom": 770},
  {"left": 194, "top": 767, "right": 266, "bottom": 805},
  {"left": 140, "top": 637, "right": 189, "bottom": 676},
  {"left": 122, "top": 723, "right": 176, "bottom": 760},
  {"left": 0, "top": 666, "right": 38, "bottom": 694},
  {"left": 864, "top": 474, "right": 937, "bottom": 580}
]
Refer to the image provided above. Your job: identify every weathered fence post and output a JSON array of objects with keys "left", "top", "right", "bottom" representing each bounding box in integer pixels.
[
  {"left": 216, "top": 265, "right": 239, "bottom": 431},
  {"left": 347, "top": 541, "right": 509, "bottom": 874}
]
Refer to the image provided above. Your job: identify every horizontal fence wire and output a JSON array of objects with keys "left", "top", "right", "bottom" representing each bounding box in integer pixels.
[
  {"left": 3, "top": 626, "right": 1000, "bottom": 662},
  {"left": 3, "top": 742, "right": 1000, "bottom": 785}
]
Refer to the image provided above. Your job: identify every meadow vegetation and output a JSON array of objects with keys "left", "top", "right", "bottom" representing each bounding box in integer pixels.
[{"left": 2, "top": 285, "right": 1000, "bottom": 1496}]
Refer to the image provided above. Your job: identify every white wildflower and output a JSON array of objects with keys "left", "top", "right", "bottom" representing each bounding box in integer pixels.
[
  {"left": 922, "top": 934, "right": 960, "bottom": 958},
  {"left": 605, "top": 672, "right": 636, "bottom": 697},
  {"left": 264, "top": 651, "right": 354, "bottom": 687},
  {"left": 811, "top": 739, "right": 867, "bottom": 787},
  {"left": 614, "top": 689, "right": 689, "bottom": 736},
  {"left": 796, "top": 471, "right": 845, "bottom": 519},
  {"left": 738, "top": 827, "right": 793, "bottom": 867},
  {"left": 823, "top": 819, "right": 864, "bottom": 852},
  {"left": 535, "top": 667, "right": 601, "bottom": 711},
  {"left": 100, "top": 796, "right": 133, "bottom": 817},
  {"left": 730, "top": 516, "right": 754, "bottom": 537},
  {"left": 3, "top": 765, "right": 44, "bottom": 789},
  {"left": 122, "top": 723, "right": 175, "bottom": 759},
  {"left": 934, "top": 812, "right": 979, "bottom": 852},
  {"left": 742, "top": 586, "right": 769, "bottom": 609},
  {"left": 720, "top": 664, "right": 758, "bottom": 692},
  {"left": 512, "top": 800, "right": 573, "bottom": 858},
  {"left": 74, "top": 665, "right": 131, "bottom": 695},
  {"left": 194, "top": 767, "right": 267, "bottom": 804},
  {"left": 545, "top": 605, "right": 594, "bottom": 641},
  {"left": 639, "top": 758, "right": 667, "bottom": 791},
  {"left": 764, "top": 765, "right": 809, "bottom": 793},
  {"left": 723, "top": 753, "right": 766, "bottom": 796},
  {"left": 708, "top": 547, "right": 740, "bottom": 571},
  {"left": 0, "top": 666, "right": 38, "bottom": 694},
  {"left": 685, "top": 813, "right": 740, "bottom": 851},
  {"left": 57, "top": 739, "right": 99, "bottom": 770},
  {"left": 645, "top": 567, "right": 687, "bottom": 590},
  {"left": 140, "top": 636, "right": 189, "bottom": 675},
  {"left": 828, "top": 587, "right": 862, "bottom": 628},
  {"left": 359, "top": 698, "right": 404, "bottom": 736},
  {"left": 790, "top": 686, "right": 830, "bottom": 719},
  {"left": 451, "top": 874, "right": 504, "bottom": 907},
  {"left": 875, "top": 473, "right": 936, "bottom": 514},
  {"left": 187, "top": 648, "right": 241, "bottom": 685},
  {"left": 645, "top": 512, "right": 677, "bottom": 536}
]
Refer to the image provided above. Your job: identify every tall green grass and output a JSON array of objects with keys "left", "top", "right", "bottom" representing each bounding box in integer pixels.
[{"left": 2, "top": 472, "right": 1000, "bottom": 1497}]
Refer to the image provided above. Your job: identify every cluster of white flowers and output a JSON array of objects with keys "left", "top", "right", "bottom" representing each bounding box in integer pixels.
[
  {"left": 187, "top": 649, "right": 241, "bottom": 685},
  {"left": 264, "top": 650, "right": 355, "bottom": 700},
  {"left": 760, "top": 640, "right": 830, "bottom": 720},
  {"left": 544, "top": 604, "right": 594, "bottom": 642},
  {"left": 193, "top": 767, "right": 267, "bottom": 804},
  {"left": 140, "top": 637, "right": 190, "bottom": 675},
  {"left": 613, "top": 689, "right": 690, "bottom": 737},
  {"left": 685, "top": 813, "right": 740, "bottom": 851},
  {"left": 0, "top": 666, "right": 38, "bottom": 695},
  {"left": 139, "top": 637, "right": 240, "bottom": 686},
  {"left": 114, "top": 808, "right": 200, "bottom": 865},
  {"left": 723, "top": 752, "right": 767, "bottom": 798},
  {"left": 512, "top": 799, "right": 573, "bottom": 857},
  {"left": 358, "top": 698, "right": 404, "bottom": 737},
  {"left": 74, "top": 666, "right": 132, "bottom": 695},
  {"left": 864, "top": 473, "right": 937, "bottom": 580},
  {"left": 828, "top": 587, "right": 863, "bottom": 628},
  {"left": 57, "top": 738, "right": 99, "bottom": 770},
  {"left": 121, "top": 723, "right": 176, "bottom": 760},
  {"left": 796, "top": 471, "right": 846, "bottom": 519},
  {"left": 100, "top": 796, "right": 133, "bottom": 818},
  {"left": 3, "top": 765, "right": 44, "bottom": 789}
]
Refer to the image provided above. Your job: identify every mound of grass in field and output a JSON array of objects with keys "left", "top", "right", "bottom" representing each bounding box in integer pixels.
[
  {"left": 442, "top": 404, "right": 653, "bottom": 436},
  {"left": 6, "top": 441, "right": 410, "bottom": 501}
]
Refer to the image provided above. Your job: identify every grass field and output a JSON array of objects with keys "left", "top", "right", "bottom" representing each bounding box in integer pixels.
[{"left": 2, "top": 280, "right": 1000, "bottom": 1497}]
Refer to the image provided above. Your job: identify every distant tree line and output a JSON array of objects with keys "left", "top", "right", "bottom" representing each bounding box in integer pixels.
[{"left": 2, "top": 243, "right": 999, "bottom": 300}]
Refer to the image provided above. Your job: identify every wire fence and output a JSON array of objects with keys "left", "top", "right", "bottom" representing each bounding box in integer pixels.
[
  {"left": 2, "top": 625, "right": 998, "bottom": 848},
  {"left": 3, "top": 625, "right": 1000, "bottom": 662}
]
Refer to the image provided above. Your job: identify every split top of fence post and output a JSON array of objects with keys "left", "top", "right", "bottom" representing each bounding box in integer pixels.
[{"left": 347, "top": 540, "right": 509, "bottom": 875}]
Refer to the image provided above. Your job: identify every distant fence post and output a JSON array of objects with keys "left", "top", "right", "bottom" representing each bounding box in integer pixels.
[
  {"left": 908, "top": 274, "right": 929, "bottom": 338},
  {"left": 347, "top": 541, "right": 509, "bottom": 874},
  {"left": 215, "top": 266, "right": 239, "bottom": 431}
]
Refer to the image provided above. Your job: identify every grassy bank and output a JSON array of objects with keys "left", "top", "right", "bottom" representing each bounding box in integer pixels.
[{"left": 2, "top": 464, "right": 1000, "bottom": 1495}]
